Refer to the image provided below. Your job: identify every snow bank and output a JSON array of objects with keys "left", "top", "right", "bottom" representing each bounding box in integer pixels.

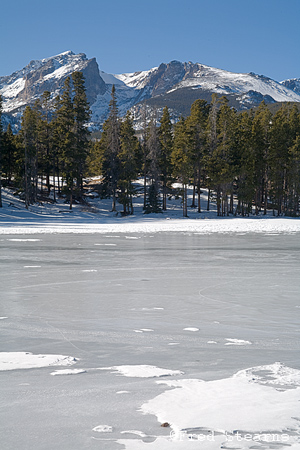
[{"left": 0, "top": 352, "right": 77, "bottom": 371}]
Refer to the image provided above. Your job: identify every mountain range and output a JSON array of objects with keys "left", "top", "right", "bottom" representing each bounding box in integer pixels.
[{"left": 1, "top": 50, "right": 300, "bottom": 131}]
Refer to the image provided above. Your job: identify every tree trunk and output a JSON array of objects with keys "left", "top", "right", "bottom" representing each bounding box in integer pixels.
[
  {"left": 207, "top": 188, "right": 210, "bottom": 211},
  {"left": 69, "top": 183, "right": 73, "bottom": 210},
  {"left": 183, "top": 183, "right": 188, "bottom": 217}
]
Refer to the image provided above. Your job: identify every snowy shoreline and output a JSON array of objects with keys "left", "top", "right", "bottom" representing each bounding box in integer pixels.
[
  {"left": 0, "top": 216, "right": 300, "bottom": 235},
  {"left": 1, "top": 186, "right": 300, "bottom": 235}
]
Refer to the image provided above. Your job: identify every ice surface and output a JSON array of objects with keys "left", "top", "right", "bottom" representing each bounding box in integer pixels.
[{"left": 0, "top": 224, "right": 299, "bottom": 449}]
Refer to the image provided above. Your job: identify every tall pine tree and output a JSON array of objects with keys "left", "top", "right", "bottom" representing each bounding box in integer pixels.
[
  {"left": 158, "top": 106, "right": 173, "bottom": 210},
  {"left": 72, "top": 71, "right": 91, "bottom": 197},
  {"left": 0, "top": 95, "right": 3, "bottom": 207},
  {"left": 100, "top": 85, "right": 121, "bottom": 211},
  {"left": 172, "top": 117, "right": 193, "bottom": 217}
]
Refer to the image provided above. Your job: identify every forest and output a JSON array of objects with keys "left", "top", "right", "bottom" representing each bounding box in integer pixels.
[{"left": 0, "top": 71, "right": 300, "bottom": 217}]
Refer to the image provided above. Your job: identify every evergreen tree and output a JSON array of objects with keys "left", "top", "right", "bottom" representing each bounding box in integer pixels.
[
  {"left": 158, "top": 106, "right": 173, "bottom": 210},
  {"left": 172, "top": 116, "right": 192, "bottom": 217},
  {"left": 141, "top": 106, "right": 149, "bottom": 209},
  {"left": 39, "top": 91, "right": 53, "bottom": 195},
  {"left": 251, "top": 101, "right": 272, "bottom": 214},
  {"left": 209, "top": 97, "right": 237, "bottom": 216},
  {"left": 269, "top": 105, "right": 290, "bottom": 215},
  {"left": 72, "top": 71, "right": 91, "bottom": 197},
  {"left": 101, "top": 85, "right": 121, "bottom": 211},
  {"left": 286, "top": 105, "right": 300, "bottom": 215},
  {"left": 119, "top": 111, "right": 141, "bottom": 214},
  {"left": 53, "top": 77, "right": 76, "bottom": 208},
  {"left": 205, "top": 94, "right": 219, "bottom": 211},
  {"left": 1, "top": 123, "right": 18, "bottom": 185},
  {"left": 287, "top": 134, "right": 300, "bottom": 215},
  {"left": 20, "top": 106, "right": 39, "bottom": 207},
  {"left": 235, "top": 110, "right": 255, "bottom": 215},
  {"left": 0, "top": 95, "right": 2, "bottom": 207},
  {"left": 144, "top": 116, "right": 162, "bottom": 213},
  {"left": 185, "top": 99, "right": 209, "bottom": 212}
]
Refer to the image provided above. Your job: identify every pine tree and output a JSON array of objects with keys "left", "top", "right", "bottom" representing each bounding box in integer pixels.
[
  {"left": 158, "top": 106, "right": 173, "bottom": 210},
  {"left": 101, "top": 85, "right": 121, "bottom": 211},
  {"left": 72, "top": 71, "right": 91, "bottom": 197},
  {"left": 144, "top": 116, "right": 162, "bottom": 213},
  {"left": 185, "top": 99, "right": 209, "bottom": 212},
  {"left": 21, "top": 106, "right": 39, "bottom": 207},
  {"left": 172, "top": 116, "right": 192, "bottom": 217},
  {"left": 287, "top": 134, "right": 300, "bottom": 215},
  {"left": 0, "top": 95, "right": 3, "bottom": 207},
  {"left": 53, "top": 77, "right": 76, "bottom": 209},
  {"left": 119, "top": 111, "right": 141, "bottom": 214},
  {"left": 141, "top": 106, "right": 148, "bottom": 209},
  {"left": 205, "top": 94, "right": 219, "bottom": 211},
  {"left": 252, "top": 101, "right": 272, "bottom": 214},
  {"left": 269, "top": 105, "right": 290, "bottom": 215},
  {"left": 235, "top": 110, "right": 255, "bottom": 215},
  {"left": 2, "top": 123, "right": 18, "bottom": 185},
  {"left": 208, "top": 97, "right": 237, "bottom": 216},
  {"left": 39, "top": 91, "right": 53, "bottom": 195}
]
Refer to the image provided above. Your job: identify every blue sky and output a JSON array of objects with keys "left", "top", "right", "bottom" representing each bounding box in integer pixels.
[{"left": 1, "top": 0, "right": 300, "bottom": 81}]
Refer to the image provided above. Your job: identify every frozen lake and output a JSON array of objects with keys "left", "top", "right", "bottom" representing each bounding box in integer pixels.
[{"left": 1, "top": 231, "right": 300, "bottom": 449}]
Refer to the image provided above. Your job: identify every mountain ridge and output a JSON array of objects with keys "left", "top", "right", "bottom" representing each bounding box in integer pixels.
[{"left": 1, "top": 51, "right": 300, "bottom": 130}]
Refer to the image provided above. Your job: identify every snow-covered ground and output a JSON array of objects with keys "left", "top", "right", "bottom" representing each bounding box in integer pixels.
[
  {"left": 0, "top": 186, "right": 300, "bottom": 449},
  {"left": 0, "top": 184, "right": 300, "bottom": 235}
]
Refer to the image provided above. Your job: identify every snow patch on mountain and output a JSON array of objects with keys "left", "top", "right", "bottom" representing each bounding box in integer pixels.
[
  {"left": 167, "top": 64, "right": 300, "bottom": 103},
  {"left": 1, "top": 52, "right": 300, "bottom": 131}
]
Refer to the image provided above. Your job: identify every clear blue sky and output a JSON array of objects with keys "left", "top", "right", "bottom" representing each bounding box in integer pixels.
[{"left": 1, "top": 0, "right": 300, "bottom": 81}]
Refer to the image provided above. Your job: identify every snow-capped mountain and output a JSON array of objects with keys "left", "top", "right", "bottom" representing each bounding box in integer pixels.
[
  {"left": 0, "top": 51, "right": 105, "bottom": 128},
  {"left": 280, "top": 78, "right": 300, "bottom": 96},
  {"left": 1, "top": 51, "right": 300, "bottom": 131}
]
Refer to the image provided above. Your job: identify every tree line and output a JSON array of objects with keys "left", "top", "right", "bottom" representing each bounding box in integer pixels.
[{"left": 1, "top": 72, "right": 300, "bottom": 216}]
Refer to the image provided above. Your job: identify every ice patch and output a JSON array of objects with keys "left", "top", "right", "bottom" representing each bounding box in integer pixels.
[
  {"left": 116, "top": 391, "right": 130, "bottom": 394},
  {"left": 132, "top": 307, "right": 164, "bottom": 311},
  {"left": 183, "top": 327, "right": 199, "bottom": 332},
  {"left": 235, "top": 361, "right": 300, "bottom": 387},
  {"left": 92, "top": 425, "right": 113, "bottom": 433},
  {"left": 50, "top": 369, "right": 86, "bottom": 376},
  {"left": 7, "top": 238, "right": 41, "bottom": 242},
  {"left": 207, "top": 340, "right": 217, "bottom": 344},
  {"left": 120, "top": 430, "right": 147, "bottom": 437},
  {"left": 225, "top": 338, "right": 252, "bottom": 345},
  {"left": 100, "top": 365, "right": 184, "bottom": 378},
  {"left": 139, "top": 363, "right": 300, "bottom": 444},
  {"left": 0, "top": 352, "right": 77, "bottom": 371}
]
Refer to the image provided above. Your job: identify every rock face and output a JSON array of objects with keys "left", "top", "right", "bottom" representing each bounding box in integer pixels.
[
  {"left": 1, "top": 51, "right": 300, "bottom": 131},
  {"left": 0, "top": 51, "right": 106, "bottom": 116},
  {"left": 280, "top": 78, "right": 300, "bottom": 96}
]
